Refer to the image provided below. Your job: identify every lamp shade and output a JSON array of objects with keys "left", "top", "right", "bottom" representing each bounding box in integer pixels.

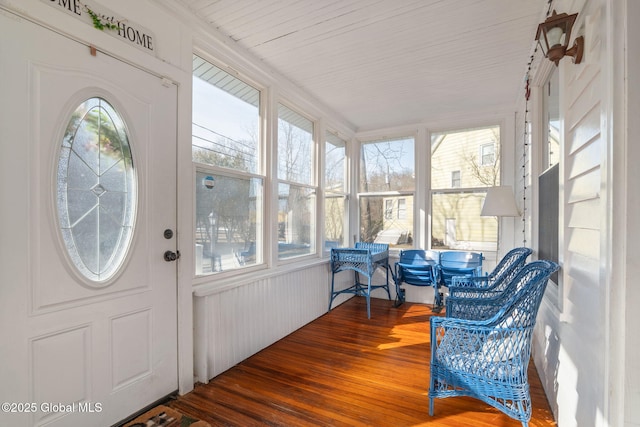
[{"left": 481, "top": 186, "right": 520, "bottom": 217}]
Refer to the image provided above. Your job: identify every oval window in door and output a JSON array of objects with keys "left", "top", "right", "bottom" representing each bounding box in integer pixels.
[{"left": 57, "top": 97, "right": 137, "bottom": 284}]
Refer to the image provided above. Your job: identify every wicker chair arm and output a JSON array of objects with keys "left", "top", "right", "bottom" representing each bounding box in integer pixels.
[
  {"left": 447, "top": 288, "right": 502, "bottom": 299},
  {"left": 451, "top": 274, "right": 490, "bottom": 288},
  {"left": 430, "top": 313, "right": 494, "bottom": 330},
  {"left": 445, "top": 290, "right": 505, "bottom": 306},
  {"left": 431, "top": 315, "right": 528, "bottom": 359}
]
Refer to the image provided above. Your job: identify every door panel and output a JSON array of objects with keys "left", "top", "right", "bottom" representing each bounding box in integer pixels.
[{"left": 0, "top": 12, "right": 178, "bottom": 427}]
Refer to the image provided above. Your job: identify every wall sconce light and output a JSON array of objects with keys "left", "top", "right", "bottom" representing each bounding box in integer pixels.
[{"left": 535, "top": 10, "right": 584, "bottom": 66}]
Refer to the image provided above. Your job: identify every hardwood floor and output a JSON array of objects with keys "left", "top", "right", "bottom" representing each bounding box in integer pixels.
[{"left": 169, "top": 297, "right": 557, "bottom": 427}]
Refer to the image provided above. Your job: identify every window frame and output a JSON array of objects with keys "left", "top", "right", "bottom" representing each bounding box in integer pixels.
[
  {"left": 430, "top": 125, "right": 502, "bottom": 252},
  {"left": 191, "top": 54, "right": 262, "bottom": 175},
  {"left": 451, "top": 170, "right": 461, "bottom": 188},
  {"left": 357, "top": 136, "right": 415, "bottom": 250},
  {"left": 479, "top": 142, "right": 496, "bottom": 166},
  {"left": 276, "top": 101, "right": 319, "bottom": 262},
  {"left": 191, "top": 54, "right": 267, "bottom": 278},
  {"left": 56, "top": 96, "right": 137, "bottom": 285},
  {"left": 384, "top": 199, "right": 394, "bottom": 219},
  {"left": 323, "top": 130, "right": 349, "bottom": 253},
  {"left": 193, "top": 162, "right": 266, "bottom": 277},
  {"left": 538, "top": 65, "right": 560, "bottom": 285},
  {"left": 397, "top": 198, "right": 406, "bottom": 219}
]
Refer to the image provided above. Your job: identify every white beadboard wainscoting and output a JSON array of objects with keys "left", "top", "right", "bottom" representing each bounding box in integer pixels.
[{"left": 193, "top": 262, "right": 354, "bottom": 382}]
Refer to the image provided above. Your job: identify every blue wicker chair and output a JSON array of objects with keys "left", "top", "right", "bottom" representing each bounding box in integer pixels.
[
  {"left": 394, "top": 249, "right": 440, "bottom": 309},
  {"left": 445, "top": 247, "right": 532, "bottom": 319},
  {"left": 429, "top": 260, "right": 559, "bottom": 427},
  {"left": 449, "top": 247, "right": 532, "bottom": 294},
  {"left": 445, "top": 248, "right": 535, "bottom": 321}
]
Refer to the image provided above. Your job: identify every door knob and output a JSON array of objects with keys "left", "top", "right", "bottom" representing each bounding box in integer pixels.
[{"left": 164, "top": 250, "right": 180, "bottom": 262}]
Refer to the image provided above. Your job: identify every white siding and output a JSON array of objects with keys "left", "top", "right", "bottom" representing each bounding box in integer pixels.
[
  {"left": 526, "top": 0, "right": 628, "bottom": 426},
  {"left": 557, "top": 6, "right": 606, "bottom": 423}
]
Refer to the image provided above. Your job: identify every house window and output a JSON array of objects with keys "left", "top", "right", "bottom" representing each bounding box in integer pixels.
[
  {"left": 192, "top": 55, "right": 264, "bottom": 274},
  {"left": 324, "top": 131, "right": 348, "bottom": 251},
  {"left": 277, "top": 103, "right": 316, "bottom": 259},
  {"left": 431, "top": 126, "right": 500, "bottom": 251},
  {"left": 451, "top": 170, "right": 461, "bottom": 188},
  {"left": 384, "top": 200, "right": 393, "bottom": 219},
  {"left": 480, "top": 143, "right": 496, "bottom": 166},
  {"left": 359, "top": 137, "right": 414, "bottom": 248},
  {"left": 397, "top": 198, "right": 406, "bottom": 219}
]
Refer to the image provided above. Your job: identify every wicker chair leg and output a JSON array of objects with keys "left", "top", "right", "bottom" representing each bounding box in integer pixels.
[
  {"left": 518, "top": 401, "right": 529, "bottom": 427},
  {"left": 366, "top": 277, "right": 372, "bottom": 319},
  {"left": 384, "top": 265, "right": 391, "bottom": 300},
  {"left": 432, "top": 283, "right": 443, "bottom": 313}
]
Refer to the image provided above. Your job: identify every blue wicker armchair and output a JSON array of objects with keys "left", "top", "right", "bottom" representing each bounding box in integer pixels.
[
  {"left": 429, "top": 260, "right": 559, "bottom": 427},
  {"left": 445, "top": 247, "right": 532, "bottom": 319},
  {"left": 445, "top": 248, "right": 534, "bottom": 321},
  {"left": 449, "top": 247, "right": 532, "bottom": 294},
  {"left": 394, "top": 249, "right": 440, "bottom": 309}
]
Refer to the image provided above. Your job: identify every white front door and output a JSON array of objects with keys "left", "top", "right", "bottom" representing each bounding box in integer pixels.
[
  {"left": 0, "top": 12, "right": 178, "bottom": 427},
  {"left": 445, "top": 218, "right": 457, "bottom": 247}
]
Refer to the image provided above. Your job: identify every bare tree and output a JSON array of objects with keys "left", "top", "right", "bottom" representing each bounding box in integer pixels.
[
  {"left": 359, "top": 139, "right": 414, "bottom": 242},
  {"left": 461, "top": 149, "right": 500, "bottom": 187},
  {"left": 277, "top": 119, "right": 313, "bottom": 246}
]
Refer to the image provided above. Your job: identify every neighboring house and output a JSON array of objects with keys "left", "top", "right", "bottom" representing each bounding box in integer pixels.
[
  {"left": 376, "top": 195, "right": 414, "bottom": 245},
  {"left": 430, "top": 126, "right": 500, "bottom": 250}
]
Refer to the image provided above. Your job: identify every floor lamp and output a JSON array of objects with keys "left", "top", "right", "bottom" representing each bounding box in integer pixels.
[{"left": 480, "top": 186, "right": 520, "bottom": 259}]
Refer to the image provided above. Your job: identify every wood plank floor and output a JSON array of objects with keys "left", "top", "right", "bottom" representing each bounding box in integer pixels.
[{"left": 169, "top": 297, "right": 557, "bottom": 427}]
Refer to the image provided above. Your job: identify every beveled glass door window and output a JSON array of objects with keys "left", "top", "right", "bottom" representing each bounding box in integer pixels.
[{"left": 57, "top": 97, "right": 136, "bottom": 283}]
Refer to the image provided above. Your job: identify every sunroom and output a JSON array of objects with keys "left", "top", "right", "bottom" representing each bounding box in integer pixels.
[{"left": 0, "top": 0, "right": 637, "bottom": 426}]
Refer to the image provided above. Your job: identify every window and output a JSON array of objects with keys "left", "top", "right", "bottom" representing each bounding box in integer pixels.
[
  {"left": 397, "top": 198, "right": 406, "bottom": 219},
  {"left": 480, "top": 143, "right": 496, "bottom": 166},
  {"left": 539, "top": 67, "right": 560, "bottom": 283},
  {"left": 277, "top": 104, "right": 316, "bottom": 259},
  {"left": 431, "top": 126, "right": 500, "bottom": 251},
  {"left": 192, "top": 57, "right": 260, "bottom": 173},
  {"left": 359, "top": 137, "right": 414, "bottom": 248},
  {"left": 538, "top": 164, "right": 559, "bottom": 284},
  {"left": 324, "top": 131, "right": 348, "bottom": 251},
  {"left": 451, "top": 170, "right": 461, "bottom": 188},
  {"left": 192, "top": 55, "right": 264, "bottom": 274},
  {"left": 57, "top": 97, "right": 136, "bottom": 283},
  {"left": 544, "top": 67, "right": 560, "bottom": 169},
  {"left": 195, "top": 171, "right": 263, "bottom": 272},
  {"left": 384, "top": 199, "right": 393, "bottom": 219}
]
